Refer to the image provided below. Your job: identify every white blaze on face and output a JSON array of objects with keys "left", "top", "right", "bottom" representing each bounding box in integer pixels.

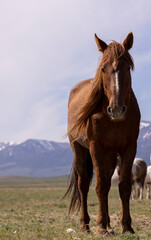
[
  {"left": 114, "top": 72, "right": 119, "bottom": 94},
  {"left": 112, "top": 61, "right": 119, "bottom": 96}
]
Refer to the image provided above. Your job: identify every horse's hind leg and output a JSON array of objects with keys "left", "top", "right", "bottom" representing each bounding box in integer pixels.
[
  {"left": 72, "top": 141, "right": 92, "bottom": 232},
  {"left": 131, "top": 183, "right": 136, "bottom": 200},
  {"left": 138, "top": 182, "right": 143, "bottom": 200},
  {"left": 138, "top": 175, "right": 146, "bottom": 200}
]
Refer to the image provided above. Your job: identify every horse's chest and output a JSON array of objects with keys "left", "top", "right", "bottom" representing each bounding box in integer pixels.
[
  {"left": 100, "top": 127, "right": 126, "bottom": 147},
  {"left": 90, "top": 118, "right": 130, "bottom": 150}
]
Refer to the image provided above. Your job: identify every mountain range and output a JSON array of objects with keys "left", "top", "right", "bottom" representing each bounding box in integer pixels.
[
  {"left": 0, "top": 140, "right": 72, "bottom": 177},
  {"left": 0, "top": 121, "right": 150, "bottom": 177}
]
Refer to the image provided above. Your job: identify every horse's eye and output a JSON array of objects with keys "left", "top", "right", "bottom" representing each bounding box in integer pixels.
[
  {"left": 127, "top": 66, "right": 130, "bottom": 71},
  {"left": 101, "top": 67, "right": 105, "bottom": 73}
]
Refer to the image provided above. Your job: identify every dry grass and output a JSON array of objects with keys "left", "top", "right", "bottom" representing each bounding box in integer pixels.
[{"left": 0, "top": 176, "right": 150, "bottom": 239}]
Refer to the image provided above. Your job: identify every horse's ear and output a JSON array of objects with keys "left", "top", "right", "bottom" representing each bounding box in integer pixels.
[
  {"left": 95, "top": 33, "right": 107, "bottom": 52},
  {"left": 123, "top": 32, "right": 134, "bottom": 51}
]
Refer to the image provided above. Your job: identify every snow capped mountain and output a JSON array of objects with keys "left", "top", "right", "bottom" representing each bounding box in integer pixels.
[
  {"left": 140, "top": 122, "right": 150, "bottom": 129},
  {"left": 0, "top": 139, "right": 72, "bottom": 177},
  {"left": 0, "top": 121, "right": 150, "bottom": 177},
  {"left": 0, "top": 141, "right": 17, "bottom": 151}
]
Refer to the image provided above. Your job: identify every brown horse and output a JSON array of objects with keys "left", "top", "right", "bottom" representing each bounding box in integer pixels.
[{"left": 65, "top": 32, "right": 140, "bottom": 235}]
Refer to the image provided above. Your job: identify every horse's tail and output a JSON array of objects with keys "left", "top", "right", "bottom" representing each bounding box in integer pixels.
[{"left": 63, "top": 151, "right": 93, "bottom": 214}]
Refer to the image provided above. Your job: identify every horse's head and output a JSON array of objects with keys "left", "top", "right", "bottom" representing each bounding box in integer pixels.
[{"left": 95, "top": 32, "right": 134, "bottom": 121}]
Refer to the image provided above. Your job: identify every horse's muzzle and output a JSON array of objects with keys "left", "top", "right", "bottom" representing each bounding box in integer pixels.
[{"left": 107, "top": 105, "right": 127, "bottom": 121}]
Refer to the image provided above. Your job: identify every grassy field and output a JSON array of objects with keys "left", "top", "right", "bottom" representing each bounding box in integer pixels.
[{"left": 0, "top": 176, "right": 150, "bottom": 239}]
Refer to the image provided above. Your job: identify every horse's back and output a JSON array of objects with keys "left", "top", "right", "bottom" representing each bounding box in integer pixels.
[
  {"left": 132, "top": 158, "right": 147, "bottom": 180},
  {"left": 68, "top": 79, "right": 93, "bottom": 107}
]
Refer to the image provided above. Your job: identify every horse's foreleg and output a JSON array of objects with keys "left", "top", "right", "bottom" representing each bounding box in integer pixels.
[
  {"left": 119, "top": 144, "right": 137, "bottom": 234},
  {"left": 105, "top": 153, "right": 117, "bottom": 234},
  {"left": 72, "top": 142, "right": 91, "bottom": 232},
  {"left": 105, "top": 183, "right": 115, "bottom": 235},
  {"left": 90, "top": 144, "right": 115, "bottom": 235}
]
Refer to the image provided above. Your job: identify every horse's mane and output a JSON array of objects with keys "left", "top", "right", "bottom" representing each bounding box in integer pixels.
[
  {"left": 68, "top": 42, "right": 134, "bottom": 141},
  {"left": 102, "top": 42, "right": 134, "bottom": 70}
]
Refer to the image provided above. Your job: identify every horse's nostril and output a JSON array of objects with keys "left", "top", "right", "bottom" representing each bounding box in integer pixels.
[
  {"left": 122, "top": 105, "right": 127, "bottom": 114},
  {"left": 107, "top": 106, "right": 112, "bottom": 115}
]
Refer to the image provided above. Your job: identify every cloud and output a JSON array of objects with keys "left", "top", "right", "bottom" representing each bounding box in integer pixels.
[{"left": 14, "top": 94, "right": 68, "bottom": 142}]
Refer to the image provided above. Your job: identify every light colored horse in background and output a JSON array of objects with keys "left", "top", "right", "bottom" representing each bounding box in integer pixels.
[
  {"left": 117, "top": 156, "right": 147, "bottom": 200},
  {"left": 145, "top": 165, "right": 151, "bottom": 199},
  {"left": 131, "top": 158, "right": 147, "bottom": 200}
]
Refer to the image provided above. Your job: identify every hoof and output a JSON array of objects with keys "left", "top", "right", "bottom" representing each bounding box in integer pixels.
[
  {"left": 97, "top": 228, "right": 108, "bottom": 235},
  {"left": 123, "top": 226, "right": 135, "bottom": 234},
  {"left": 107, "top": 227, "right": 114, "bottom": 234},
  {"left": 80, "top": 225, "right": 90, "bottom": 233}
]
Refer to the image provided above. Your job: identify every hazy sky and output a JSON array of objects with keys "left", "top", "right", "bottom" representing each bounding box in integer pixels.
[{"left": 0, "top": 0, "right": 151, "bottom": 142}]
